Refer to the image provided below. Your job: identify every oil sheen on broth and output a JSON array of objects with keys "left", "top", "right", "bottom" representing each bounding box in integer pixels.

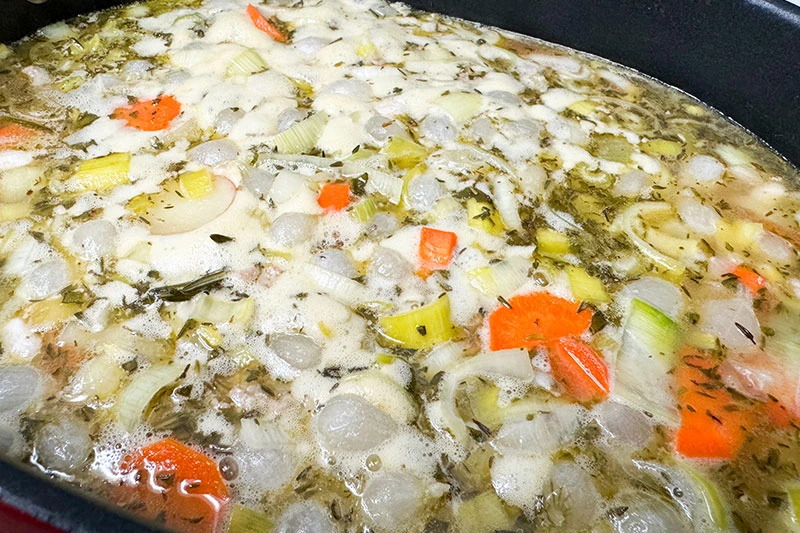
[{"left": 0, "top": 0, "right": 799, "bottom": 531}]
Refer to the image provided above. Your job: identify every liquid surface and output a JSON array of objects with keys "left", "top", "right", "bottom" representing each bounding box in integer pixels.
[{"left": 1, "top": 0, "right": 800, "bottom": 531}]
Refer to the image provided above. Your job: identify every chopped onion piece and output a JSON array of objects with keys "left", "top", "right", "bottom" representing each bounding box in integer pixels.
[
  {"left": 314, "top": 394, "right": 397, "bottom": 452},
  {"left": 492, "top": 403, "right": 581, "bottom": 455},
  {"left": 116, "top": 364, "right": 185, "bottom": 432}
]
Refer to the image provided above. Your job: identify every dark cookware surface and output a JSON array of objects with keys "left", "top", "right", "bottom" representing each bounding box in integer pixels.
[{"left": 0, "top": 0, "right": 798, "bottom": 531}]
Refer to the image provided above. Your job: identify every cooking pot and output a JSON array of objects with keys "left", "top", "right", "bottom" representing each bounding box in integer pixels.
[{"left": 0, "top": 0, "right": 798, "bottom": 531}]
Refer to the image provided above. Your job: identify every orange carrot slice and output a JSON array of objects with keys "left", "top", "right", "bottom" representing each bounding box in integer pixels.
[
  {"left": 730, "top": 265, "right": 767, "bottom": 295},
  {"left": 0, "top": 122, "right": 39, "bottom": 150},
  {"left": 488, "top": 292, "right": 592, "bottom": 351},
  {"left": 246, "top": 4, "right": 288, "bottom": 43},
  {"left": 119, "top": 438, "right": 229, "bottom": 533},
  {"left": 675, "top": 352, "right": 754, "bottom": 460},
  {"left": 113, "top": 95, "right": 181, "bottom": 131},
  {"left": 549, "top": 336, "right": 610, "bottom": 402},
  {"left": 317, "top": 182, "right": 351, "bottom": 211},
  {"left": 419, "top": 227, "right": 457, "bottom": 271}
]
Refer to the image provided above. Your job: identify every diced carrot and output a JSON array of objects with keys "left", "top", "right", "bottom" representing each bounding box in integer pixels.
[
  {"left": 246, "top": 4, "right": 288, "bottom": 43},
  {"left": 675, "top": 352, "right": 755, "bottom": 460},
  {"left": 730, "top": 265, "right": 767, "bottom": 295},
  {"left": 119, "top": 438, "right": 229, "bottom": 533},
  {"left": 113, "top": 95, "right": 181, "bottom": 131},
  {"left": 548, "top": 336, "right": 610, "bottom": 402},
  {"left": 488, "top": 292, "right": 592, "bottom": 351},
  {"left": 0, "top": 122, "right": 38, "bottom": 150},
  {"left": 419, "top": 227, "right": 457, "bottom": 271},
  {"left": 317, "top": 182, "right": 351, "bottom": 211}
]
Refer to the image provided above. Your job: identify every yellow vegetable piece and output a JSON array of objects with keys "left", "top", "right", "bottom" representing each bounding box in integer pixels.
[
  {"left": 71, "top": 152, "right": 131, "bottom": 192},
  {"left": 356, "top": 42, "right": 376, "bottom": 58},
  {"left": 715, "top": 219, "right": 763, "bottom": 252},
  {"left": 641, "top": 138, "right": 684, "bottom": 157},
  {"left": 127, "top": 193, "right": 154, "bottom": 216},
  {"left": 228, "top": 504, "right": 273, "bottom": 533},
  {"left": 467, "top": 198, "right": 504, "bottom": 236},
  {"left": 536, "top": 228, "right": 570, "bottom": 256},
  {"left": 379, "top": 294, "right": 454, "bottom": 350},
  {"left": 435, "top": 91, "right": 483, "bottom": 123},
  {"left": 383, "top": 136, "right": 428, "bottom": 169},
  {"left": 179, "top": 168, "right": 214, "bottom": 200},
  {"left": 567, "top": 266, "right": 610, "bottom": 303},
  {"left": 567, "top": 100, "right": 597, "bottom": 116},
  {"left": 456, "top": 492, "right": 515, "bottom": 533},
  {"left": 196, "top": 323, "right": 223, "bottom": 349},
  {"left": 318, "top": 321, "right": 332, "bottom": 338}
]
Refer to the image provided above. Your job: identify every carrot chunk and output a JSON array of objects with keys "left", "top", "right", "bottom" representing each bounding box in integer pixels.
[
  {"left": 675, "top": 353, "right": 754, "bottom": 460},
  {"left": 730, "top": 265, "right": 767, "bottom": 295},
  {"left": 0, "top": 122, "right": 39, "bottom": 150},
  {"left": 119, "top": 438, "right": 229, "bottom": 533},
  {"left": 246, "top": 4, "right": 288, "bottom": 42},
  {"left": 488, "top": 292, "right": 592, "bottom": 351},
  {"left": 548, "top": 336, "right": 610, "bottom": 402},
  {"left": 419, "top": 227, "right": 457, "bottom": 271},
  {"left": 317, "top": 182, "right": 351, "bottom": 211},
  {"left": 113, "top": 95, "right": 181, "bottom": 131}
]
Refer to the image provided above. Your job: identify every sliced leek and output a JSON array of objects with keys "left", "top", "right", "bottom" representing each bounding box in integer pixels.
[
  {"left": 383, "top": 136, "right": 427, "bottom": 169},
  {"left": 191, "top": 294, "right": 255, "bottom": 325},
  {"left": 365, "top": 170, "right": 403, "bottom": 205},
  {"left": 228, "top": 504, "right": 273, "bottom": 533},
  {"left": 467, "top": 256, "right": 529, "bottom": 296},
  {"left": 379, "top": 294, "right": 454, "bottom": 350},
  {"left": 226, "top": 48, "right": 268, "bottom": 77},
  {"left": 349, "top": 197, "right": 377, "bottom": 223},
  {"left": 273, "top": 111, "right": 327, "bottom": 154},
  {"left": 536, "top": 228, "right": 570, "bottom": 256},
  {"left": 70, "top": 152, "right": 131, "bottom": 192}
]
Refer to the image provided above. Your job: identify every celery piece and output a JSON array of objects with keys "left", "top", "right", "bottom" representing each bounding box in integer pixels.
[
  {"left": 273, "top": 112, "right": 327, "bottom": 154},
  {"left": 195, "top": 323, "right": 223, "bottom": 349},
  {"left": 567, "top": 266, "right": 610, "bottom": 304},
  {"left": 435, "top": 91, "right": 483, "bottom": 123},
  {"left": 178, "top": 168, "right": 214, "bottom": 200},
  {"left": 685, "top": 465, "right": 729, "bottom": 530},
  {"left": 456, "top": 492, "right": 515, "bottom": 533},
  {"left": 383, "top": 136, "right": 428, "bottom": 169},
  {"left": 788, "top": 483, "right": 800, "bottom": 525},
  {"left": 379, "top": 295, "right": 454, "bottom": 350},
  {"left": 228, "top": 504, "right": 273, "bottom": 533},
  {"left": 641, "top": 138, "right": 684, "bottom": 157},
  {"left": 226, "top": 48, "right": 268, "bottom": 77},
  {"left": 349, "top": 197, "right": 378, "bottom": 223},
  {"left": 536, "top": 228, "right": 570, "bottom": 256},
  {"left": 467, "top": 198, "right": 504, "bottom": 236},
  {"left": 467, "top": 257, "right": 529, "bottom": 296},
  {"left": 566, "top": 100, "right": 597, "bottom": 117},
  {"left": 71, "top": 152, "right": 131, "bottom": 192}
]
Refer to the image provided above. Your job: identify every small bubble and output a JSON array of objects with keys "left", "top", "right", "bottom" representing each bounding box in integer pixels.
[{"left": 366, "top": 454, "right": 382, "bottom": 472}]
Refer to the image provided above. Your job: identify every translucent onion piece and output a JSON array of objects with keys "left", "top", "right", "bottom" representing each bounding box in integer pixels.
[
  {"left": 23, "top": 260, "right": 70, "bottom": 301},
  {"left": 492, "top": 403, "right": 581, "bottom": 455},
  {"left": 622, "top": 276, "right": 685, "bottom": 319},
  {"left": 116, "top": 364, "right": 185, "bottom": 432},
  {"left": 361, "top": 472, "right": 423, "bottom": 530},
  {"left": 0, "top": 366, "right": 41, "bottom": 413},
  {"left": 276, "top": 502, "right": 336, "bottom": 533},
  {"left": 306, "top": 263, "right": 367, "bottom": 306},
  {"left": 335, "top": 370, "right": 418, "bottom": 423},
  {"left": 271, "top": 212, "right": 316, "bottom": 246},
  {"left": 681, "top": 155, "right": 725, "bottom": 183},
  {"left": 314, "top": 394, "right": 397, "bottom": 452},
  {"left": 313, "top": 249, "right": 359, "bottom": 279},
  {"left": 611, "top": 491, "right": 692, "bottom": 533},
  {"left": 188, "top": 139, "right": 239, "bottom": 166},
  {"left": 369, "top": 247, "right": 412, "bottom": 280},
  {"left": 35, "top": 419, "right": 91, "bottom": 473},
  {"left": 72, "top": 220, "right": 116, "bottom": 260},
  {"left": 540, "top": 461, "right": 602, "bottom": 530},
  {"left": 700, "top": 297, "right": 761, "bottom": 351},
  {"left": 270, "top": 333, "right": 322, "bottom": 370},
  {"left": 592, "top": 401, "right": 652, "bottom": 450}
]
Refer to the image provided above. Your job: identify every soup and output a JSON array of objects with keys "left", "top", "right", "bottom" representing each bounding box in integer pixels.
[{"left": 0, "top": 0, "right": 799, "bottom": 531}]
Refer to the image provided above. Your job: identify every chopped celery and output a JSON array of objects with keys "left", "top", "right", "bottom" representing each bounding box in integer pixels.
[
  {"left": 641, "top": 138, "right": 684, "bottom": 157},
  {"left": 273, "top": 111, "right": 327, "bottom": 154},
  {"left": 567, "top": 266, "right": 610, "bottom": 304},
  {"left": 467, "top": 198, "right": 504, "bottom": 236},
  {"left": 178, "top": 168, "right": 214, "bottom": 200},
  {"left": 588, "top": 133, "right": 633, "bottom": 163},
  {"left": 379, "top": 294, "right": 454, "bottom": 350},
  {"left": 435, "top": 91, "right": 483, "bottom": 123},
  {"left": 195, "top": 323, "right": 223, "bottom": 349},
  {"left": 71, "top": 153, "right": 131, "bottom": 192},
  {"left": 376, "top": 353, "right": 394, "bottom": 365},
  {"left": 116, "top": 364, "right": 185, "bottom": 432},
  {"left": 684, "top": 464, "right": 729, "bottom": 530},
  {"left": 228, "top": 504, "right": 273, "bottom": 533},
  {"left": 383, "top": 136, "right": 427, "bottom": 169},
  {"left": 191, "top": 294, "right": 255, "bottom": 325},
  {"left": 467, "top": 256, "right": 529, "bottom": 296},
  {"left": 365, "top": 171, "right": 403, "bottom": 205},
  {"left": 349, "top": 197, "right": 377, "bottom": 223},
  {"left": 226, "top": 48, "right": 268, "bottom": 77},
  {"left": 536, "top": 228, "right": 570, "bottom": 256}
]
